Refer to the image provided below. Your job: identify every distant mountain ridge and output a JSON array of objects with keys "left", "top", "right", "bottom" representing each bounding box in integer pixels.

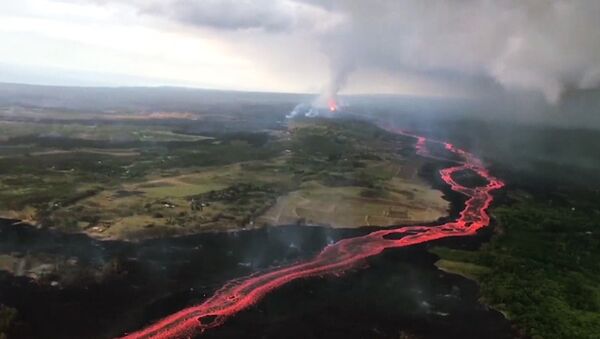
[{"left": 0, "top": 82, "right": 309, "bottom": 114}]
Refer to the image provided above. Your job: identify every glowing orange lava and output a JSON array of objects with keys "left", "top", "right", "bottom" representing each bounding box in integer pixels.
[
  {"left": 328, "top": 98, "right": 338, "bottom": 112},
  {"left": 119, "top": 128, "right": 504, "bottom": 339}
]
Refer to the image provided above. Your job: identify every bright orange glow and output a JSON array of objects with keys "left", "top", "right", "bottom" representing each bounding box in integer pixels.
[
  {"left": 119, "top": 129, "right": 505, "bottom": 339},
  {"left": 328, "top": 98, "right": 338, "bottom": 112}
]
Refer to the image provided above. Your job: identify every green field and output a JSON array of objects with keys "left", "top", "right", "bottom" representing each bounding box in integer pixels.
[
  {"left": 431, "top": 193, "right": 600, "bottom": 339},
  {"left": 0, "top": 116, "right": 446, "bottom": 240}
]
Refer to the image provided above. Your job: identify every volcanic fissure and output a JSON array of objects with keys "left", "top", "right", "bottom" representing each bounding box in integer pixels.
[{"left": 119, "top": 128, "right": 505, "bottom": 339}]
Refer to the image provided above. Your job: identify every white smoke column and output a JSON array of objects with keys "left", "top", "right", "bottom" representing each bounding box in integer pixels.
[
  {"left": 321, "top": 61, "right": 353, "bottom": 107},
  {"left": 286, "top": 55, "right": 353, "bottom": 119},
  {"left": 316, "top": 9, "right": 357, "bottom": 108},
  {"left": 311, "top": 0, "right": 600, "bottom": 104},
  {"left": 286, "top": 103, "right": 320, "bottom": 118},
  {"left": 285, "top": 104, "right": 303, "bottom": 119}
]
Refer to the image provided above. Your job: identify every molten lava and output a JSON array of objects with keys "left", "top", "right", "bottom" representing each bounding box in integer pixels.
[
  {"left": 328, "top": 98, "right": 338, "bottom": 112},
  {"left": 119, "top": 127, "right": 504, "bottom": 339}
]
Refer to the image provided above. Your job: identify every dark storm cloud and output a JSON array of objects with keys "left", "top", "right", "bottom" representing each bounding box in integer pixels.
[
  {"left": 83, "top": 0, "right": 332, "bottom": 32},
  {"left": 157, "top": 0, "right": 295, "bottom": 31},
  {"left": 143, "top": 0, "right": 296, "bottom": 32},
  {"left": 83, "top": 0, "right": 600, "bottom": 103},
  {"left": 312, "top": 0, "right": 600, "bottom": 103}
]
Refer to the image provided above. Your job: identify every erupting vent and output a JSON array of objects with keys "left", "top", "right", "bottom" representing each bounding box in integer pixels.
[{"left": 328, "top": 98, "right": 338, "bottom": 112}]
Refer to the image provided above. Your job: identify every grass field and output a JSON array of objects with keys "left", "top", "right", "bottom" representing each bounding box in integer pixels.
[
  {"left": 0, "top": 115, "right": 450, "bottom": 240},
  {"left": 259, "top": 177, "right": 447, "bottom": 227},
  {"left": 45, "top": 159, "right": 294, "bottom": 239}
]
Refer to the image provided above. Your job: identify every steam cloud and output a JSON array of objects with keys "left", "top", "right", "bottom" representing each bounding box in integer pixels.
[
  {"left": 86, "top": 0, "right": 600, "bottom": 103},
  {"left": 314, "top": 0, "right": 600, "bottom": 103}
]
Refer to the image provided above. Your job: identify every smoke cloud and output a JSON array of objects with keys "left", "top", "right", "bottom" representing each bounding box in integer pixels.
[
  {"left": 82, "top": 0, "right": 600, "bottom": 103},
  {"left": 311, "top": 0, "right": 600, "bottom": 103},
  {"left": 82, "top": 0, "right": 337, "bottom": 32}
]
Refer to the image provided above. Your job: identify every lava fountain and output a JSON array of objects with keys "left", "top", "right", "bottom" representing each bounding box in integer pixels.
[
  {"left": 119, "top": 127, "right": 504, "bottom": 339},
  {"left": 327, "top": 97, "right": 338, "bottom": 112}
]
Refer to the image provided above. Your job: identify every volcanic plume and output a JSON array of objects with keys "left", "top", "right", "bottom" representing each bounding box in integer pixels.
[{"left": 286, "top": 91, "right": 340, "bottom": 118}]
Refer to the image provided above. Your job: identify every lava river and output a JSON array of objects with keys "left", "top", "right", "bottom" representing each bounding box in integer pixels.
[{"left": 119, "top": 128, "right": 505, "bottom": 339}]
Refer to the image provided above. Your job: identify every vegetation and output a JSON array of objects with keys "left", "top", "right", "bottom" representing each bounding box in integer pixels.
[
  {"left": 431, "top": 192, "right": 600, "bottom": 339},
  {"left": 0, "top": 118, "right": 284, "bottom": 236},
  {"left": 258, "top": 118, "right": 447, "bottom": 227},
  {"left": 0, "top": 116, "right": 445, "bottom": 239}
]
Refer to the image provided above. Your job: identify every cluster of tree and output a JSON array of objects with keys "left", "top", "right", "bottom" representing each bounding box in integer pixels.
[
  {"left": 193, "top": 183, "right": 276, "bottom": 203},
  {"left": 434, "top": 193, "right": 600, "bottom": 339}
]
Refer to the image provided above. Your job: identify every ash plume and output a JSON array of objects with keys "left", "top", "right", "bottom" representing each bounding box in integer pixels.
[{"left": 311, "top": 0, "right": 600, "bottom": 103}]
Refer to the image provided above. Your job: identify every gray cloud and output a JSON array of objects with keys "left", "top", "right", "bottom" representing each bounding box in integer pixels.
[
  {"left": 82, "top": 0, "right": 600, "bottom": 103},
  {"left": 82, "top": 0, "right": 335, "bottom": 32},
  {"left": 144, "top": 0, "right": 302, "bottom": 32},
  {"left": 312, "top": 0, "right": 600, "bottom": 103},
  {"left": 165, "top": 0, "right": 296, "bottom": 31}
]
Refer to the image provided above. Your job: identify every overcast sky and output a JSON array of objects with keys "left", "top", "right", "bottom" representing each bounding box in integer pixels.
[{"left": 1, "top": 0, "right": 599, "bottom": 100}]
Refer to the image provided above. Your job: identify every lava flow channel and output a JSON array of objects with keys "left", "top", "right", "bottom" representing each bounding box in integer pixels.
[{"left": 120, "top": 129, "right": 505, "bottom": 339}]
